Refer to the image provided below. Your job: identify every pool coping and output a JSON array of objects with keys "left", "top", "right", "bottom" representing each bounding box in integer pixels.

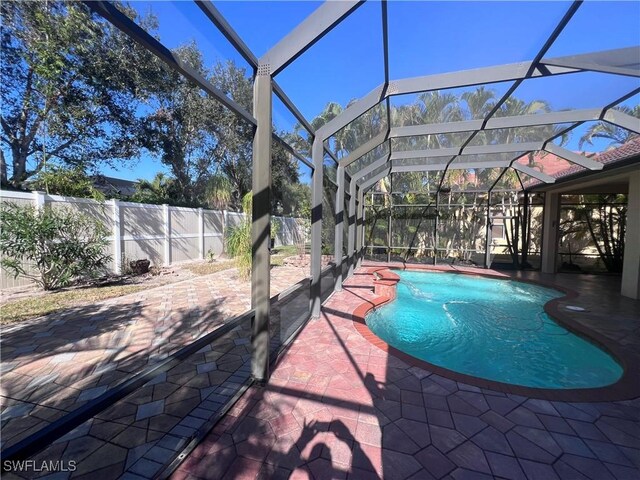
[{"left": 351, "top": 265, "right": 640, "bottom": 403}]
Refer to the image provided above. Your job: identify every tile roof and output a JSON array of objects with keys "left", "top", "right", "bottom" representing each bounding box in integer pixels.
[{"left": 525, "top": 136, "right": 640, "bottom": 188}]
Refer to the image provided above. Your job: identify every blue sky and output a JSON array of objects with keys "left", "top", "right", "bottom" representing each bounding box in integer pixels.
[{"left": 95, "top": 0, "right": 640, "bottom": 182}]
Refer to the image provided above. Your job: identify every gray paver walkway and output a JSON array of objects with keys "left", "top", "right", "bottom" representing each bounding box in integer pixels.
[{"left": 0, "top": 265, "right": 309, "bottom": 451}]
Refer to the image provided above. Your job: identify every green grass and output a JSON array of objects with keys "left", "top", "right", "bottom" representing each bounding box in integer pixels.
[
  {"left": 270, "top": 245, "right": 300, "bottom": 266},
  {"left": 183, "top": 260, "right": 235, "bottom": 276},
  {"left": 0, "top": 284, "right": 149, "bottom": 325}
]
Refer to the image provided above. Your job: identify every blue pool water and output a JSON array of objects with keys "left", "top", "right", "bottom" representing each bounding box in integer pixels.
[{"left": 366, "top": 271, "right": 623, "bottom": 389}]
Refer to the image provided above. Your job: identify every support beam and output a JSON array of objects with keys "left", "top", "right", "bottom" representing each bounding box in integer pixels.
[
  {"left": 512, "top": 164, "right": 556, "bottom": 184},
  {"left": 319, "top": 46, "right": 628, "bottom": 142},
  {"left": 434, "top": 193, "right": 439, "bottom": 264},
  {"left": 339, "top": 132, "right": 388, "bottom": 168},
  {"left": 360, "top": 162, "right": 391, "bottom": 186},
  {"left": 273, "top": 133, "right": 314, "bottom": 170},
  {"left": 540, "top": 46, "right": 640, "bottom": 78},
  {"left": 196, "top": 1, "right": 317, "bottom": 142},
  {"left": 393, "top": 62, "right": 533, "bottom": 99},
  {"left": 469, "top": 0, "right": 581, "bottom": 146},
  {"left": 544, "top": 143, "right": 603, "bottom": 170},
  {"left": 360, "top": 166, "right": 391, "bottom": 191},
  {"left": 347, "top": 180, "right": 357, "bottom": 275},
  {"left": 324, "top": 145, "right": 341, "bottom": 165},
  {"left": 310, "top": 137, "right": 324, "bottom": 318},
  {"left": 391, "top": 120, "right": 482, "bottom": 138},
  {"left": 273, "top": 82, "right": 315, "bottom": 136},
  {"left": 317, "top": 85, "right": 386, "bottom": 140},
  {"left": 195, "top": 0, "right": 259, "bottom": 67},
  {"left": 351, "top": 154, "right": 389, "bottom": 182},
  {"left": 622, "top": 170, "right": 640, "bottom": 299},
  {"left": 387, "top": 173, "right": 393, "bottom": 262},
  {"left": 84, "top": 1, "right": 256, "bottom": 127},
  {"left": 391, "top": 142, "right": 542, "bottom": 161},
  {"left": 356, "top": 186, "right": 365, "bottom": 267},
  {"left": 541, "top": 192, "right": 561, "bottom": 274},
  {"left": 389, "top": 108, "right": 602, "bottom": 139},
  {"left": 334, "top": 165, "right": 345, "bottom": 291},
  {"left": 392, "top": 161, "right": 511, "bottom": 173},
  {"left": 602, "top": 109, "right": 640, "bottom": 134},
  {"left": 250, "top": 74, "right": 272, "bottom": 382},
  {"left": 484, "top": 194, "right": 492, "bottom": 268},
  {"left": 260, "top": 1, "right": 363, "bottom": 76}
]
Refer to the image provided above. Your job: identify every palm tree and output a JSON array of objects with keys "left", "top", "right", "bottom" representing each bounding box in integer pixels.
[
  {"left": 579, "top": 105, "right": 640, "bottom": 150},
  {"left": 462, "top": 86, "right": 496, "bottom": 119},
  {"left": 206, "top": 174, "right": 232, "bottom": 211},
  {"left": 289, "top": 102, "right": 347, "bottom": 159},
  {"left": 206, "top": 174, "right": 233, "bottom": 253},
  {"left": 132, "top": 173, "right": 177, "bottom": 204}
]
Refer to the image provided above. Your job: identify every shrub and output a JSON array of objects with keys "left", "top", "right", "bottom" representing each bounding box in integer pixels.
[
  {"left": 0, "top": 204, "right": 112, "bottom": 290},
  {"left": 226, "top": 192, "right": 252, "bottom": 280},
  {"left": 30, "top": 166, "right": 105, "bottom": 200}
]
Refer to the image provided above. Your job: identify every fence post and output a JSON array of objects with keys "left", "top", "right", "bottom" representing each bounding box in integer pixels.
[
  {"left": 163, "top": 204, "right": 171, "bottom": 266},
  {"left": 222, "top": 209, "right": 228, "bottom": 252},
  {"left": 33, "top": 190, "right": 45, "bottom": 210},
  {"left": 112, "top": 199, "right": 122, "bottom": 274},
  {"left": 199, "top": 207, "right": 205, "bottom": 260}
]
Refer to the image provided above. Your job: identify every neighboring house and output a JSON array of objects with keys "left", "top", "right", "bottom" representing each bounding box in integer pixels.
[{"left": 91, "top": 175, "right": 138, "bottom": 198}]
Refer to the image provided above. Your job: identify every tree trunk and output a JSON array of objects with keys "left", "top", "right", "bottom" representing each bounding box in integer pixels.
[
  {"left": 0, "top": 150, "right": 7, "bottom": 187},
  {"left": 520, "top": 192, "right": 530, "bottom": 268},
  {"left": 10, "top": 143, "right": 29, "bottom": 188}
]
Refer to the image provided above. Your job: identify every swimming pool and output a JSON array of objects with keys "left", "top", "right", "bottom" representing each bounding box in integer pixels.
[{"left": 365, "top": 270, "right": 623, "bottom": 389}]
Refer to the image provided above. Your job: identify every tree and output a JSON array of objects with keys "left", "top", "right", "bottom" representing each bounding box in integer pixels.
[
  {"left": 579, "top": 105, "right": 640, "bottom": 150},
  {"left": 141, "top": 55, "right": 303, "bottom": 211},
  {"left": 204, "top": 61, "right": 254, "bottom": 209},
  {"left": 29, "top": 165, "right": 105, "bottom": 200},
  {"left": 1, "top": 1, "right": 158, "bottom": 189},
  {"left": 131, "top": 173, "right": 179, "bottom": 205},
  {"left": 577, "top": 194, "right": 626, "bottom": 273},
  {"left": 206, "top": 174, "right": 232, "bottom": 211},
  {"left": 289, "top": 100, "right": 386, "bottom": 161},
  {"left": 139, "top": 44, "right": 220, "bottom": 206}
]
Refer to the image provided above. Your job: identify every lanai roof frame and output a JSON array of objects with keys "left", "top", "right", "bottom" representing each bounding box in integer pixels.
[{"left": 83, "top": 0, "right": 640, "bottom": 384}]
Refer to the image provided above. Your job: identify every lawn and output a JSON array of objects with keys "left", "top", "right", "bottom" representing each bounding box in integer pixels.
[
  {"left": 270, "top": 245, "right": 302, "bottom": 266},
  {"left": 0, "top": 284, "right": 149, "bottom": 325}
]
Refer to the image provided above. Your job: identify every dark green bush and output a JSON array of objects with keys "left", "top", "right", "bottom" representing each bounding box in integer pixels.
[{"left": 0, "top": 204, "right": 111, "bottom": 290}]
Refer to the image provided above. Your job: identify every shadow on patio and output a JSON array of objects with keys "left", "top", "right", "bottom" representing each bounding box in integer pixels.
[
  {"left": 1, "top": 295, "right": 227, "bottom": 453},
  {"left": 172, "top": 267, "right": 640, "bottom": 480},
  {"left": 1, "top": 268, "right": 323, "bottom": 479}
]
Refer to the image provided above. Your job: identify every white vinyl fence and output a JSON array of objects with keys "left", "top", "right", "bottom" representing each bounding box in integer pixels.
[{"left": 0, "top": 190, "right": 306, "bottom": 289}]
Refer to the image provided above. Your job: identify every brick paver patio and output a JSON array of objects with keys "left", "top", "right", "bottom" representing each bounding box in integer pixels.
[
  {"left": 0, "top": 265, "right": 310, "bottom": 452},
  {"left": 172, "top": 264, "right": 640, "bottom": 480},
  {"left": 1, "top": 263, "right": 638, "bottom": 479}
]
